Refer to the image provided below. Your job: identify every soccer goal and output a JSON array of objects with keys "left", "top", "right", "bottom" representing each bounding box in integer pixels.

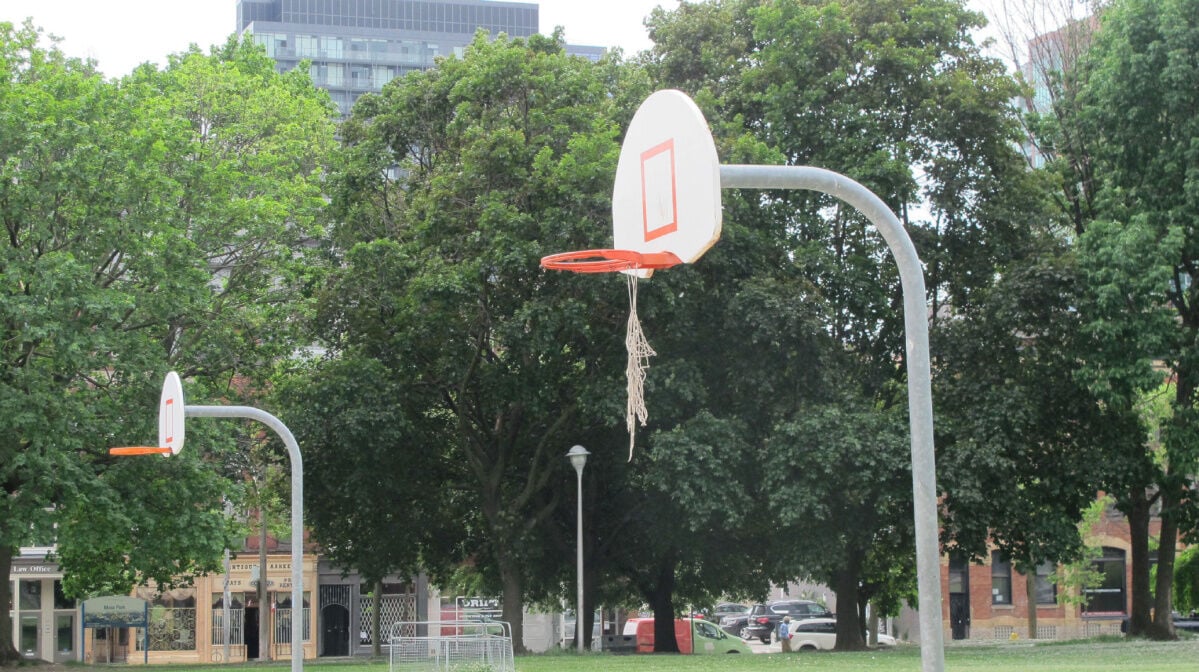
[{"left": 387, "top": 620, "right": 514, "bottom": 672}]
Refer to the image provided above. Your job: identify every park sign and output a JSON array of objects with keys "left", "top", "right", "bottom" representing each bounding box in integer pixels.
[
  {"left": 81, "top": 595, "right": 151, "bottom": 663},
  {"left": 81, "top": 595, "right": 148, "bottom": 628}
]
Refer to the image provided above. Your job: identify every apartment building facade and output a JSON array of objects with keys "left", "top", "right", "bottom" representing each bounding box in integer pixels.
[{"left": 237, "top": 0, "right": 602, "bottom": 117}]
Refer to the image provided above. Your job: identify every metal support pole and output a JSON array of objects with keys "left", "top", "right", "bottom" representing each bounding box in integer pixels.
[
  {"left": 567, "top": 445, "right": 589, "bottom": 653},
  {"left": 223, "top": 500, "right": 232, "bottom": 663},
  {"left": 575, "top": 468, "right": 584, "bottom": 653},
  {"left": 720, "top": 164, "right": 945, "bottom": 672},
  {"left": 187, "top": 405, "right": 305, "bottom": 672}
]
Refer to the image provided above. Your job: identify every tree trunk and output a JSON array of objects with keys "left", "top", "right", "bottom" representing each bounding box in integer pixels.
[
  {"left": 1148, "top": 486, "right": 1180, "bottom": 640},
  {"left": 649, "top": 560, "right": 678, "bottom": 653},
  {"left": 1026, "top": 567, "right": 1039, "bottom": 639},
  {"left": 582, "top": 562, "right": 599, "bottom": 650},
  {"left": 833, "top": 567, "right": 866, "bottom": 651},
  {"left": 499, "top": 558, "right": 526, "bottom": 654},
  {"left": 258, "top": 515, "right": 271, "bottom": 661},
  {"left": 1126, "top": 491, "right": 1153, "bottom": 636},
  {"left": 0, "top": 549, "right": 21, "bottom": 664},
  {"left": 867, "top": 602, "right": 879, "bottom": 647}
]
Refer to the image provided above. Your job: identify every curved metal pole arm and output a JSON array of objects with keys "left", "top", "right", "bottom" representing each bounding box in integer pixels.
[
  {"left": 720, "top": 164, "right": 944, "bottom": 672},
  {"left": 187, "top": 405, "right": 305, "bottom": 672}
]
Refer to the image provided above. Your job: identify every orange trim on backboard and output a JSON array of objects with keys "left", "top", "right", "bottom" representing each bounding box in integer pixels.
[
  {"left": 109, "top": 446, "right": 172, "bottom": 456},
  {"left": 640, "top": 139, "right": 679, "bottom": 242},
  {"left": 163, "top": 397, "right": 175, "bottom": 445}
]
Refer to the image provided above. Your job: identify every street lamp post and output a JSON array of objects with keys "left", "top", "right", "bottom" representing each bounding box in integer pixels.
[{"left": 566, "top": 445, "right": 590, "bottom": 653}]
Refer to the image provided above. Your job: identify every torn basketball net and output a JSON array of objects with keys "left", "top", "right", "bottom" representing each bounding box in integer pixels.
[
  {"left": 540, "top": 249, "right": 681, "bottom": 458},
  {"left": 623, "top": 274, "right": 654, "bottom": 459}
]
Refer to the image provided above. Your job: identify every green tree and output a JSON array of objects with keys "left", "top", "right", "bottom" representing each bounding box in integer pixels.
[
  {"left": 1051, "top": 0, "right": 1199, "bottom": 638},
  {"left": 933, "top": 255, "right": 1139, "bottom": 638},
  {"left": 0, "top": 22, "right": 336, "bottom": 662},
  {"left": 645, "top": 0, "right": 1037, "bottom": 650},
  {"left": 274, "top": 353, "right": 456, "bottom": 656},
  {"left": 316, "top": 31, "right": 635, "bottom": 651},
  {"left": 1175, "top": 545, "right": 1199, "bottom": 616},
  {"left": 767, "top": 406, "right": 916, "bottom": 647}
]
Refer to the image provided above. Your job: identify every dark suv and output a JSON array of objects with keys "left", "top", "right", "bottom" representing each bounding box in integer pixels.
[{"left": 744, "top": 600, "right": 832, "bottom": 644}]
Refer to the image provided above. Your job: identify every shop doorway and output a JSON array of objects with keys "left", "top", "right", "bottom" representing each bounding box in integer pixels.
[
  {"left": 321, "top": 605, "right": 350, "bottom": 656},
  {"left": 948, "top": 553, "right": 971, "bottom": 640},
  {"left": 245, "top": 607, "right": 260, "bottom": 659}
]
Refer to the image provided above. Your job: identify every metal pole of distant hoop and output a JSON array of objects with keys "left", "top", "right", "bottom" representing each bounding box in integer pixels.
[
  {"left": 720, "top": 164, "right": 945, "bottom": 672},
  {"left": 186, "top": 405, "right": 305, "bottom": 672}
]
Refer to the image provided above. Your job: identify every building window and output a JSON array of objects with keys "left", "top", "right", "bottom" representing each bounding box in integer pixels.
[
  {"left": 1083, "top": 547, "right": 1127, "bottom": 614},
  {"left": 211, "top": 593, "right": 245, "bottom": 645},
  {"left": 296, "top": 35, "right": 319, "bottom": 58},
  {"left": 19, "top": 579, "right": 41, "bottom": 610},
  {"left": 273, "top": 591, "right": 311, "bottom": 643},
  {"left": 948, "top": 553, "right": 968, "bottom": 595},
  {"left": 1035, "top": 561, "right": 1057, "bottom": 605},
  {"left": 135, "top": 587, "right": 197, "bottom": 651},
  {"left": 55, "top": 614, "right": 74, "bottom": 655},
  {"left": 991, "top": 552, "right": 1011, "bottom": 605},
  {"left": 349, "top": 65, "right": 371, "bottom": 88},
  {"left": 320, "top": 36, "right": 343, "bottom": 59},
  {"left": 372, "top": 65, "right": 396, "bottom": 89}
]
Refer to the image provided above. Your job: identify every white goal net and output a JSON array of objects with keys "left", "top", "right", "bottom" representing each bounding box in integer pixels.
[{"left": 387, "top": 620, "right": 514, "bottom": 672}]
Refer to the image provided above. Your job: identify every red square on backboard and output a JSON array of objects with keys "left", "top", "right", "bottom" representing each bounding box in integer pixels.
[{"left": 640, "top": 139, "right": 679, "bottom": 242}]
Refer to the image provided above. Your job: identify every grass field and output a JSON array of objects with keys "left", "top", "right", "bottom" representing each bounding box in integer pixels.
[{"left": 113, "top": 635, "right": 1199, "bottom": 672}]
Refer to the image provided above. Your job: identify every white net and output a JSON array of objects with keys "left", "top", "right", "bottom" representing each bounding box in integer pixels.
[
  {"left": 624, "top": 274, "right": 655, "bottom": 460},
  {"left": 387, "top": 621, "right": 514, "bottom": 672}
]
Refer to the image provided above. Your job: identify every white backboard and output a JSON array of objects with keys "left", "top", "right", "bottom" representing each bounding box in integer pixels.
[
  {"left": 159, "top": 371, "right": 185, "bottom": 456},
  {"left": 612, "top": 89, "right": 722, "bottom": 277}
]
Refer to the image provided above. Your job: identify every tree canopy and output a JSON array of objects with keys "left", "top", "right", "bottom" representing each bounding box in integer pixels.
[
  {"left": 298, "top": 31, "right": 643, "bottom": 651},
  {"left": 1026, "top": 0, "right": 1199, "bottom": 637},
  {"left": 0, "top": 21, "right": 336, "bottom": 662}
]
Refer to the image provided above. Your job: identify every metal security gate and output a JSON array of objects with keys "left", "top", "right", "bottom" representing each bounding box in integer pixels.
[{"left": 387, "top": 621, "right": 514, "bottom": 672}]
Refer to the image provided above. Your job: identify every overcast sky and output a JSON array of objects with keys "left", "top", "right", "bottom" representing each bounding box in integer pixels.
[
  {"left": 1, "top": 0, "right": 673, "bottom": 78},
  {"left": 1, "top": 1, "right": 1025, "bottom": 80}
]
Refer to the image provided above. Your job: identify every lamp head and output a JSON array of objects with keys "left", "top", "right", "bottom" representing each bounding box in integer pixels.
[{"left": 566, "top": 445, "right": 590, "bottom": 475}]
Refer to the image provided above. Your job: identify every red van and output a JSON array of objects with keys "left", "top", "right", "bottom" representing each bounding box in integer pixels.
[{"left": 621, "top": 617, "right": 751, "bottom": 654}]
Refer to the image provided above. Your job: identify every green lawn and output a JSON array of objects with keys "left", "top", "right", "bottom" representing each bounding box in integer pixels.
[
  {"left": 104, "top": 636, "right": 1199, "bottom": 672},
  {"left": 516, "top": 637, "right": 1199, "bottom": 672}
]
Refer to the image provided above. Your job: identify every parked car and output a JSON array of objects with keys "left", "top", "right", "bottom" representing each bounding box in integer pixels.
[
  {"left": 789, "top": 617, "right": 897, "bottom": 651},
  {"left": 712, "top": 602, "right": 749, "bottom": 620},
  {"left": 622, "top": 617, "right": 752, "bottom": 654},
  {"left": 744, "top": 600, "right": 833, "bottom": 644},
  {"left": 716, "top": 604, "right": 752, "bottom": 638},
  {"left": 1175, "top": 611, "right": 1199, "bottom": 633}
]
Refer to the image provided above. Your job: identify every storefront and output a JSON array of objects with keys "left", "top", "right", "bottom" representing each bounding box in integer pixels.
[
  {"left": 8, "top": 557, "right": 78, "bottom": 663},
  {"left": 75, "top": 553, "right": 318, "bottom": 665}
]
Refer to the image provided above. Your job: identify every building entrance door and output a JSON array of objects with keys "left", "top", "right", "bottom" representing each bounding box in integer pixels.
[
  {"left": 321, "top": 605, "right": 349, "bottom": 656},
  {"left": 19, "top": 614, "right": 40, "bottom": 658},
  {"left": 245, "top": 607, "right": 260, "bottom": 659},
  {"left": 949, "top": 554, "right": 971, "bottom": 640}
]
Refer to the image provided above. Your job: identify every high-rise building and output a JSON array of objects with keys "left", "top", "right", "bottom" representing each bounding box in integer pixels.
[
  {"left": 237, "top": 0, "right": 602, "bottom": 117},
  {"left": 1017, "top": 14, "right": 1099, "bottom": 168}
]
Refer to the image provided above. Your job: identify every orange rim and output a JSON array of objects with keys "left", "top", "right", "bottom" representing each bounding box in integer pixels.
[
  {"left": 540, "top": 249, "right": 683, "bottom": 273},
  {"left": 109, "top": 446, "right": 172, "bottom": 456}
]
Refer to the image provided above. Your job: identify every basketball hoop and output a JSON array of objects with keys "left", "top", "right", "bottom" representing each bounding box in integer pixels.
[
  {"left": 109, "top": 371, "right": 186, "bottom": 458},
  {"left": 540, "top": 249, "right": 682, "bottom": 273},
  {"left": 542, "top": 249, "right": 682, "bottom": 460},
  {"left": 538, "top": 90, "right": 722, "bottom": 461},
  {"left": 109, "top": 446, "right": 172, "bottom": 456}
]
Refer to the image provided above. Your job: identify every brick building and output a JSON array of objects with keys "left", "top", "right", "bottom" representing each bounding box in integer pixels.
[{"left": 942, "top": 502, "right": 1174, "bottom": 641}]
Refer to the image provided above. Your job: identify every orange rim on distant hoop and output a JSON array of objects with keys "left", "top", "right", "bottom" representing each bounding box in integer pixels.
[
  {"left": 540, "top": 249, "right": 683, "bottom": 274},
  {"left": 109, "top": 446, "right": 173, "bottom": 456}
]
